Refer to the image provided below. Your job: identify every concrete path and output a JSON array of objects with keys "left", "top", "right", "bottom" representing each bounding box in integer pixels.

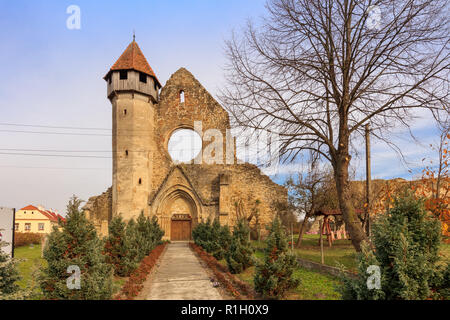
[{"left": 145, "top": 242, "right": 223, "bottom": 300}]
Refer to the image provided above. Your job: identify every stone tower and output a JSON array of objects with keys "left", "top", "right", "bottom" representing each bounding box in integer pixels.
[{"left": 104, "top": 40, "right": 161, "bottom": 220}]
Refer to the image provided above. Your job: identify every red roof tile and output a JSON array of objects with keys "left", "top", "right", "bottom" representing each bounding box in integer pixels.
[
  {"left": 105, "top": 40, "right": 161, "bottom": 87},
  {"left": 19, "top": 205, "right": 60, "bottom": 222},
  {"left": 20, "top": 205, "right": 39, "bottom": 211}
]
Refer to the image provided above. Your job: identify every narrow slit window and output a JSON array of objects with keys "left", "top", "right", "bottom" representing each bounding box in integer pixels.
[
  {"left": 120, "top": 70, "right": 128, "bottom": 80},
  {"left": 138, "top": 178, "right": 142, "bottom": 185},
  {"left": 125, "top": 150, "right": 128, "bottom": 156},
  {"left": 180, "top": 90, "right": 185, "bottom": 103},
  {"left": 124, "top": 109, "right": 127, "bottom": 115}
]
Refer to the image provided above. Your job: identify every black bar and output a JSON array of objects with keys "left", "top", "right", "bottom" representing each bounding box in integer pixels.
[{"left": 11, "top": 207, "right": 15, "bottom": 258}]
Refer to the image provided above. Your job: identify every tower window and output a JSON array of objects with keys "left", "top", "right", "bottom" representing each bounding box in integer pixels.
[
  {"left": 139, "top": 72, "right": 147, "bottom": 83},
  {"left": 180, "top": 90, "right": 185, "bottom": 103},
  {"left": 124, "top": 109, "right": 127, "bottom": 115},
  {"left": 138, "top": 178, "right": 142, "bottom": 185},
  {"left": 125, "top": 150, "right": 128, "bottom": 156},
  {"left": 120, "top": 71, "right": 128, "bottom": 80}
]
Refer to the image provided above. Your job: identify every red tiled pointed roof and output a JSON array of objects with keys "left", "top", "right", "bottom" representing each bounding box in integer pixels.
[{"left": 105, "top": 40, "right": 161, "bottom": 87}]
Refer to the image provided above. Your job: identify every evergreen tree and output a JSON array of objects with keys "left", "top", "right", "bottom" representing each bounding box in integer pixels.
[
  {"left": 39, "top": 196, "right": 113, "bottom": 300},
  {"left": 136, "top": 212, "right": 154, "bottom": 257},
  {"left": 225, "top": 219, "right": 254, "bottom": 274},
  {"left": 125, "top": 218, "right": 141, "bottom": 264},
  {"left": 192, "top": 218, "right": 212, "bottom": 248},
  {"left": 149, "top": 216, "right": 165, "bottom": 246},
  {"left": 254, "top": 218, "right": 300, "bottom": 299},
  {"left": 340, "top": 192, "right": 449, "bottom": 300},
  {"left": 192, "top": 218, "right": 231, "bottom": 260},
  {"left": 104, "top": 216, "right": 137, "bottom": 277},
  {"left": 0, "top": 233, "right": 20, "bottom": 297}
]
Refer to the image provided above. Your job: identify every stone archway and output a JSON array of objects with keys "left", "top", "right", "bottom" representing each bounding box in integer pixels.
[{"left": 156, "top": 188, "right": 199, "bottom": 241}]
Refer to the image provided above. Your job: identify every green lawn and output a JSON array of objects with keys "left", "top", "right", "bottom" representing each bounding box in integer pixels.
[
  {"left": 440, "top": 243, "right": 450, "bottom": 262},
  {"left": 234, "top": 253, "right": 342, "bottom": 300},
  {"left": 14, "top": 244, "right": 46, "bottom": 290},
  {"left": 254, "top": 234, "right": 450, "bottom": 272},
  {"left": 253, "top": 234, "right": 358, "bottom": 271}
]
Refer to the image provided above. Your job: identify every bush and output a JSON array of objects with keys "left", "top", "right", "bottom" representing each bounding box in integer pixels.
[
  {"left": 339, "top": 192, "right": 449, "bottom": 300},
  {"left": 192, "top": 218, "right": 212, "bottom": 247},
  {"left": 192, "top": 218, "right": 231, "bottom": 260},
  {"left": 127, "top": 213, "right": 165, "bottom": 263},
  {"left": 225, "top": 219, "right": 254, "bottom": 274},
  {"left": 0, "top": 234, "right": 21, "bottom": 297},
  {"left": 254, "top": 218, "right": 299, "bottom": 299},
  {"left": 39, "top": 196, "right": 113, "bottom": 300},
  {"left": 104, "top": 216, "right": 138, "bottom": 277},
  {"left": 14, "top": 232, "right": 43, "bottom": 247}
]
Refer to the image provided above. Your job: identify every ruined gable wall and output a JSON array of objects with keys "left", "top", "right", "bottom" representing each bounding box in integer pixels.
[
  {"left": 83, "top": 187, "right": 112, "bottom": 237},
  {"left": 151, "top": 68, "right": 231, "bottom": 200}
]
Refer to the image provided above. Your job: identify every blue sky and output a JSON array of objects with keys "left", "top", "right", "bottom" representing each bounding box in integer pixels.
[{"left": 0, "top": 1, "right": 442, "bottom": 215}]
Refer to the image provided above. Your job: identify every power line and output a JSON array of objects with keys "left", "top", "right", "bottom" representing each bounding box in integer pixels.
[
  {"left": 0, "top": 122, "right": 110, "bottom": 131},
  {"left": 0, "top": 148, "right": 202, "bottom": 153},
  {"left": 0, "top": 152, "right": 111, "bottom": 159},
  {"left": 0, "top": 129, "right": 165, "bottom": 137},
  {"left": 0, "top": 129, "right": 111, "bottom": 136},
  {"left": 0, "top": 165, "right": 111, "bottom": 170},
  {"left": 0, "top": 148, "right": 112, "bottom": 153},
  {"left": 0, "top": 122, "right": 154, "bottom": 132}
]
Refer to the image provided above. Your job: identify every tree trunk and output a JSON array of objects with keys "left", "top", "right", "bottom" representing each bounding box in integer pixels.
[
  {"left": 296, "top": 211, "right": 312, "bottom": 248},
  {"left": 334, "top": 154, "right": 368, "bottom": 252}
]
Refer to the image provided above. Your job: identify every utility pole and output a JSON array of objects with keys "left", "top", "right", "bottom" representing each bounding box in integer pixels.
[
  {"left": 319, "top": 219, "right": 324, "bottom": 264},
  {"left": 364, "top": 124, "right": 371, "bottom": 237}
]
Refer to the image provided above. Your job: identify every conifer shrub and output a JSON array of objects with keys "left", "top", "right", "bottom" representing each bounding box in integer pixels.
[
  {"left": 225, "top": 219, "right": 254, "bottom": 274},
  {"left": 39, "top": 196, "right": 113, "bottom": 300},
  {"left": 339, "top": 192, "right": 449, "bottom": 300},
  {"left": 122, "top": 214, "right": 165, "bottom": 266},
  {"left": 192, "top": 218, "right": 212, "bottom": 248},
  {"left": 0, "top": 233, "right": 21, "bottom": 297},
  {"left": 254, "top": 218, "right": 300, "bottom": 299},
  {"left": 149, "top": 215, "right": 165, "bottom": 246},
  {"left": 104, "top": 216, "right": 138, "bottom": 277},
  {"left": 192, "top": 218, "right": 231, "bottom": 260}
]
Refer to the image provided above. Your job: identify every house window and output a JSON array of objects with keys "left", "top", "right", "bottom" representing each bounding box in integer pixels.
[
  {"left": 120, "top": 70, "right": 128, "bottom": 80},
  {"left": 15, "top": 223, "right": 19, "bottom": 231},
  {"left": 139, "top": 72, "right": 147, "bottom": 83},
  {"left": 38, "top": 223, "right": 44, "bottom": 231},
  {"left": 180, "top": 90, "right": 185, "bottom": 103},
  {"left": 25, "top": 223, "right": 31, "bottom": 231}
]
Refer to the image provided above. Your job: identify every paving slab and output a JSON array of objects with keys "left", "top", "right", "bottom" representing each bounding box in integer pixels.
[{"left": 146, "top": 242, "right": 223, "bottom": 300}]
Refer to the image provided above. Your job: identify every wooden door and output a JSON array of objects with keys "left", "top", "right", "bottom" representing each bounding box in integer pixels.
[{"left": 171, "top": 220, "right": 191, "bottom": 241}]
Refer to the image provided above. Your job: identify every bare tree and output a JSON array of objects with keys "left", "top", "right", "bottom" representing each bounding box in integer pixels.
[
  {"left": 286, "top": 167, "right": 337, "bottom": 247},
  {"left": 220, "top": 0, "right": 449, "bottom": 250}
]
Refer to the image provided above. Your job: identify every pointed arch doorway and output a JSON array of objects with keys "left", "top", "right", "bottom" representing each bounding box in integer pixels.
[{"left": 155, "top": 187, "right": 200, "bottom": 241}]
